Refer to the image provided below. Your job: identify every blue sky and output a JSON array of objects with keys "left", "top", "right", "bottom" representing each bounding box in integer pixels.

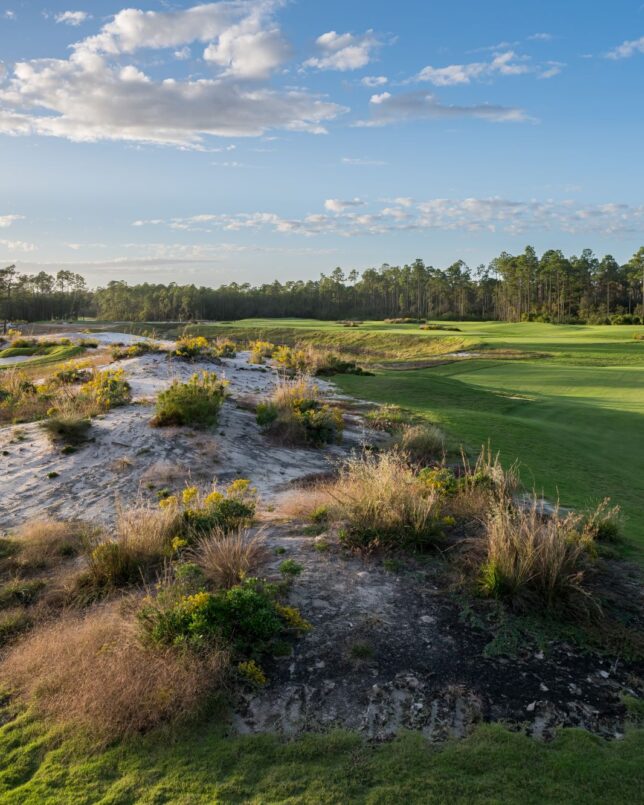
[{"left": 1, "top": 0, "right": 643, "bottom": 287}]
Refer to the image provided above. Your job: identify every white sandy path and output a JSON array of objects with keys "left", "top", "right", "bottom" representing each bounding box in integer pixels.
[{"left": 0, "top": 349, "right": 371, "bottom": 529}]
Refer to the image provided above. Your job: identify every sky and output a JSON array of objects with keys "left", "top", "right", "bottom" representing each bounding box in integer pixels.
[{"left": 1, "top": 0, "right": 643, "bottom": 288}]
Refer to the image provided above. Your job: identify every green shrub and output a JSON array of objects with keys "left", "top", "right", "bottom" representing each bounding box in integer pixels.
[
  {"left": 80, "top": 369, "right": 131, "bottom": 410},
  {"left": 162, "top": 480, "right": 257, "bottom": 537},
  {"left": 138, "top": 579, "right": 284, "bottom": 655},
  {"left": 171, "top": 336, "right": 214, "bottom": 361},
  {"left": 53, "top": 365, "right": 93, "bottom": 384},
  {"left": 418, "top": 466, "right": 458, "bottom": 496},
  {"left": 279, "top": 559, "right": 303, "bottom": 578},
  {"left": 151, "top": 371, "right": 228, "bottom": 428}
]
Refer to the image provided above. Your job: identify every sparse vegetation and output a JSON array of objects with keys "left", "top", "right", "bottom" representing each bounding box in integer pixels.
[
  {"left": 191, "top": 528, "right": 268, "bottom": 589},
  {"left": 110, "top": 340, "right": 163, "bottom": 360}
]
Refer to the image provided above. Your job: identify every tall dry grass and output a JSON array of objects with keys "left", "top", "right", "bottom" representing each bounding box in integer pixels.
[
  {"left": 191, "top": 528, "right": 269, "bottom": 589},
  {"left": 0, "top": 605, "right": 229, "bottom": 741},
  {"left": 393, "top": 423, "right": 446, "bottom": 466},
  {"left": 478, "top": 498, "right": 598, "bottom": 616},
  {"left": 12, "top": 518, "right": 88, "bottom": 569}
]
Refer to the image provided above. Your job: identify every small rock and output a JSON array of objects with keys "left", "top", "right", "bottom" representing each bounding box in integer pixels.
[
  {"left": 420, "top": 615, "right": 436, "bottom": 624},
  {"left": 598, "top": 670, "right": 610, "bottom": 679},
  {"left": 540, "top": 683, "right": 549, "bottom": 692},
  {"left": 526, "top": 701, "right": 536, "bottom": 712},
  {"left": 535, "top": 651, "right": 544, "bottom": 660}
]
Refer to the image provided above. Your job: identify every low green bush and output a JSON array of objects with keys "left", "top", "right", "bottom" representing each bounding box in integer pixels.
[
  {"left": 80, "top": 369, "right": 131, "bottom": 410},
  {"left": 40, "top": 414, "right": 92, "bottom": 445},
  {"left": 171, "top": 336, "right": 215, "bottom": 361},
  {"left": 111, "top": 341, "right": 162, "bottom": 361},
  {"left": 151, "top": 371, "right": 227, "bottom": 428}
]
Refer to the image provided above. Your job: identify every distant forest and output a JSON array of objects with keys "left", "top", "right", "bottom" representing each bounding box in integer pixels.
[{"left": 2, "top": 246, "right": 643, "bottom": 327}]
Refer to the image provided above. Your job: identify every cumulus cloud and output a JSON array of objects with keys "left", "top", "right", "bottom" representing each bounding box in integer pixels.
[
  {"left": 606, "top": 36, "right": 644, "bottom": 59},
  {"left": 131, "top": 197, "right": 644, "bottom": 238},
  {"left": 0, "top": 214, "right": 24, "bottom": 228},
  {"left": 354, "top": 90, "right": 530, "bottom": 127},
  {"left": 303, "top": 30, "right": 381, "bottom": 71},
  {"left": 413, "top": 50, "right": 532, "bottom": 86},
  {"left": 0, "top": 2, "right": 344, "bottom": 146},
  {"left": 55, "top": 11, "right": 90, "bottom": 26},
  {"left": 324, "top": 198, "right": 365, "bottom": 212}
]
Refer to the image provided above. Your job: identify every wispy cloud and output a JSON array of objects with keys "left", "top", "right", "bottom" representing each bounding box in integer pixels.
[
  {"left": 606, "top": 35, "right": 644, "bottom": 59},
  {"left": 354, "top": 91, "right": 531, "bottom": 127},
  {"left": 0, "top": 214, "right": 24, "bottom": 228},
  {"left": 55, "top": 11, "right": 91, "bottom": 26}
]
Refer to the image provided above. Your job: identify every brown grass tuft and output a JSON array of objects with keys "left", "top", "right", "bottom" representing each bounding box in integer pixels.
[
  {"left": 12, "top": 519, "right": 88, "bottom": 569},
  {"left": 190, "top": 528, "right": 269, "bottom": 589},
  {"left": 0, "top": 605, "right": 229, "bottom": 742}
]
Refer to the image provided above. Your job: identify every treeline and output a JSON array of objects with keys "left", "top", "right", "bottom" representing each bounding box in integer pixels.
[
  {"left": 0, "top": 267, "right": 91, "bottom": 331},
  {"left": 2, "top": 246, "right": 643, "bottom": 325}
]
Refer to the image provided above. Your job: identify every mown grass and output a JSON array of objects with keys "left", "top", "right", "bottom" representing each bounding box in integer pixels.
[
  {"left": 0, "top": 344, "right": 84, "bottom": 370},
  {"left": 0, "top": 709, "right": 641, "bottom": 804}
]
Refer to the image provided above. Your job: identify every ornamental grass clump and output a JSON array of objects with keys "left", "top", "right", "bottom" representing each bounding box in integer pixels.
[
  {"left": 256, "top": 377, "right": 343, "bottom": 447},
  {"left": 191, "top": 528, "right": 268, "bottom": 590},
  {"left": 151, "top": 371, "right": 227, "bottom": 428},
  {"left": 313, "top": 451, "right": 443, "bottom": 551},
  {"left": 477, "top": 497, "right": 599, "bottom": 618},
  {"left": 393, "top": 423, "right": 446, "bottom": 466}
]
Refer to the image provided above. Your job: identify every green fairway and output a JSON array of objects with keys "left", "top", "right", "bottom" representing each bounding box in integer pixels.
[
  {"left": 0, "top": 710, "right": 642, "bottom": 804},
  {"left": 187, "top": 318, "right": 644, "bottom": 550}
]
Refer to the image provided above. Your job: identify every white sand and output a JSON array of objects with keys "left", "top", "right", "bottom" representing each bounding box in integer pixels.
[{"left": 0, "top": 343, "right": 372, "bottom": 528}]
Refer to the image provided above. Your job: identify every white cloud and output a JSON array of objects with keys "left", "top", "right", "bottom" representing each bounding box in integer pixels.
[
  {"left": 173, "top": 46, "right": 191, "bottom": 61},
  {"left": 528, "top": 33, "right": 553, "bottom": 42},
  {"left": 354, "top": 91, "right": 530, "bottom": 127},
  {"left": 55, "top": 11, "right": 90, "bottom": 27},
  {"left": 413, "top": 50, "right": 531, "bottom": 86},
  {"left": 0, "top": 214, "right": 24, "bottom": 228},
  {"left": 324, "top": 198, "right": 365, "bottom": 212},
  {"left": 606, "top": 36, "right": 644, "bottom": 59},
  {"left": 538, "top": 61, "right": 565, "bottom": 79},
  {"left": 3, "top": 10, "right": 16, "bottom": 21},
  {"left": 303, "top": 30, "right": 381, "bottom": 71},
  {"left": 0, "top": 239, "right": 36, "bottom": 252},
  {"left": 361, "top": 75, "right": 388, "bottom": 87},
  {"left": 0, "top": 2, "right": 344, "bottom": 146},
  {"left": 131, "top": 196, "right": 644, "bottom": 238}
]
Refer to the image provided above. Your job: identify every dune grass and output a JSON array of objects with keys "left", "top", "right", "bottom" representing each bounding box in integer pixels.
[{"left": 0, "top": 709, "right": 641, "bottom": 804}]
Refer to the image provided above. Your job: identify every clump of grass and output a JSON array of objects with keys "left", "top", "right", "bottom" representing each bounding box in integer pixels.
[
  {"left": 477, "top": 497, "right": 598, "bottom": 617},
  {"left": 40, "top": 413, "right": 92, "bottom": 446},
  {"left": 212, "top": 337, "right": 236, "bottom": 358},
  {"left": 0, "top": 608, "right": 31, "bottom": 646},
  {"left": 393, "top": 423, "right": 446, "bottom": 466},
  {"left": 256, "top": 377, "right": 343, "bottom": 447},
  {"left": 365, "top": 404, "right": 411, "bottom": 432},
  {"left": 0, "top": 578, "right": 45, "bottom": 609},
  {"left": 151, "top": 371, "right": 228, "bottom": 428},
  {"left": 11, "top": 519, "right": 86, "bottom": 569},
  {"left": 279, "top": 559, "right": 303, "bottom": 578},
  {"left": 191, "top": 528, "right": 268, "bottom": 590},
  {"left": 0, "top": 606, "right": 230, "bottom": 742},
  {"left": 419, "top": 323, "right": 462, "bottom": 331},
  {"left": 273, "top": 344, "right": 368, "bottom": 377},
  {"left": 584, "top": 499, "right": 622, "bottom": 542},
  {"left": 111, "top": 341, "right": 163, "bottom": 361},
  {"left": 309, "top": 451, "right": 443, "bottom": 551},
  {"left": 75, "top": 505, "right": 180, "bottom": 596}
]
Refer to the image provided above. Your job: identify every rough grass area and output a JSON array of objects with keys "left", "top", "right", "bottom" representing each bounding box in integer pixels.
[{"left": 0, "top": 711, "right": 641, "bottom": 804}]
